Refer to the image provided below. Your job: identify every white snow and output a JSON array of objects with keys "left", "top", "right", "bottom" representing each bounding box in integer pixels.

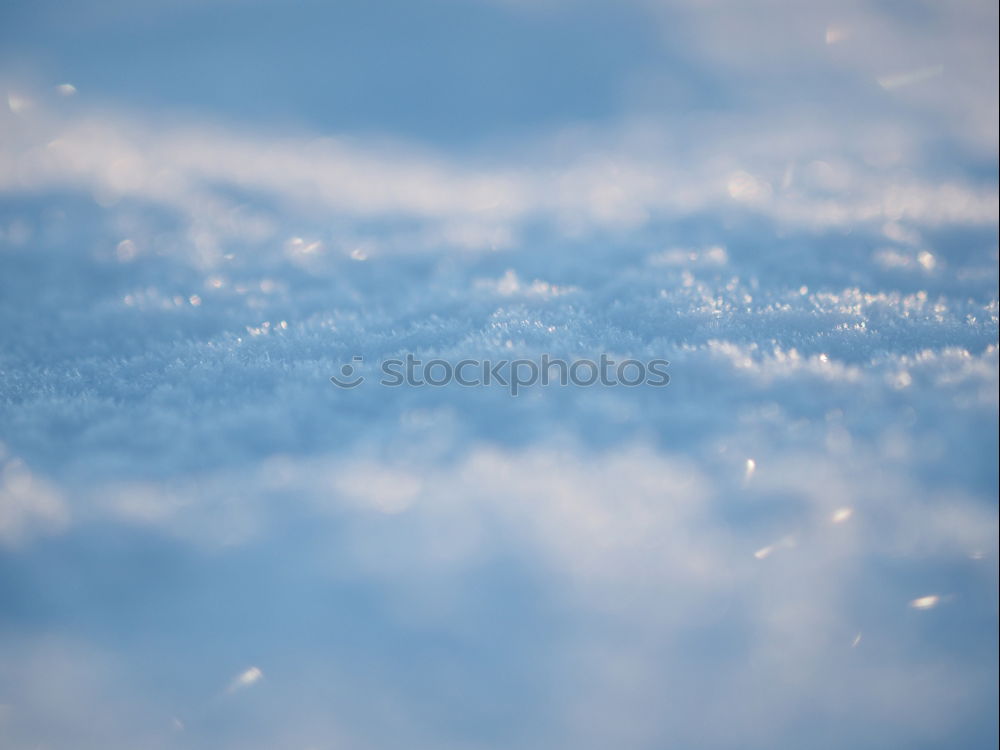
[{"left": 0, "top": 0, "right": 997, "bottom": 746}]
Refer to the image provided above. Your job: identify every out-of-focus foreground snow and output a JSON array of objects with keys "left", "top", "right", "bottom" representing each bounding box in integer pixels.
[{"left": 1, "top": 1, "right": 998, "bottom": 748}]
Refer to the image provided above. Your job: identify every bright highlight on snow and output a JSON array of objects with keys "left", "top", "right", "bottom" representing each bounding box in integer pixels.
[{"left": 228, "top": 666, "right": 264, "bottom": 693}]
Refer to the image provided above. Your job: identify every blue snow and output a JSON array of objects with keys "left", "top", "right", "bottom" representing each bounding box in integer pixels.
[{"left": 0, "top": 1, "right": 997, "bottom": 748}]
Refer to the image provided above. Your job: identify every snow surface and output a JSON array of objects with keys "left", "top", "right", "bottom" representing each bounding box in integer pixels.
[{"left": 1, "top": 1, "right": 998, "bottom": 748}]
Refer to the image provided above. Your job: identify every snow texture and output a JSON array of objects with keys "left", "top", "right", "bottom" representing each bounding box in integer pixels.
[{"left": 0, "top": 0, "right": 998, "bottom": 748}]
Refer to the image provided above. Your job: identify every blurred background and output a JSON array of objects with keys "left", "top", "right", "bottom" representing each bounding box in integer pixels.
[{"left": 0, "top": 1, "right": 997, "bottom": 748}]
